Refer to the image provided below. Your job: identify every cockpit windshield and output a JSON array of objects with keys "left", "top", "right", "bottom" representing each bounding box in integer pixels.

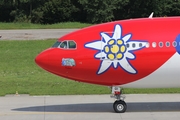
[
  {"left": 60, "top": 41, "right": 68, "bottom": 48},
  {"left": 52, "top": 41, "right": 61, "bottom": 47},
  {"left": 52, "top": 40, "right": 76, "bottom": 49}
]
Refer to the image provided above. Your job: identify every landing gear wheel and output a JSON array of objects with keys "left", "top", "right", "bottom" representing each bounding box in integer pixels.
[{"left": 113, "top": 100, "right": 127, "bottom": 113}]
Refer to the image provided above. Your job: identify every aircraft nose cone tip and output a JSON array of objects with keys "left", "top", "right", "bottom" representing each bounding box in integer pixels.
[
  {"left": 35, "top": 54, "right": 42, "bottom": 66},
  {"left": 35, "top": 52, "right": 47, "bottom": 67}
]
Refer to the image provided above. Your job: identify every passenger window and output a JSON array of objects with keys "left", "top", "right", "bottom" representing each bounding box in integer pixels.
[
  {"left": 166, "top": 41, "right": 170, "bottom": 47},
  {"left": 68, "top": 41, "right": 76, "bottom": 48},
  {"left": 60, "top": 41, "right": 68, "bottom": 48},
  {"left": 132, "top": 43, "right": 135, "bottom": 48},
  {"left": 152, "top": 42, "right": 156, "bottom": 48},
  {"left": 145, "top": 42, "right": 150, "bottom": 48},
  {"left": 139, "top": 43, "right": 142, "bottom": 47},
  {"left": 126, "top": 43, "right": 129, "bottom": 48},
  {"left": 172, "top": 41, "right": 177, "bottom": 47},
  {"left": 159, "top": 42, "right": 163, "bottom": 47}
]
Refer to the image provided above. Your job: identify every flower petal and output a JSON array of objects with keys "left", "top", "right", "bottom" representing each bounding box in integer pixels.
[
  {"left": 126, "top": 52, "right": 135, "bottom": 59},
  {"left": 85, "top": 41, "right": 105, "bottom": 50},
  {"left": 95, "top": 52, "right": 106, "bottom": 58},
  {"left": 100, "top": 33, "right": 111, "bottom": 43},
  {"left": 112, "top": 60, "right": 119, "bottom": 68},
  {"left": 97, "top": 60, "right": 112, "bottom": 74},
  {"left": 112, "top": 24, "right": 121, "bottom": 40},
  {"left": 123, "top": 34, "right": 132, "bottom": 42},
  {"left": 119, "top": 58, "right": 137, "bottom": 74}
]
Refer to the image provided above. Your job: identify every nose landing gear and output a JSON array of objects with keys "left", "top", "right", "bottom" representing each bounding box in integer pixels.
[{"left": 110, "top": 86, "right": 127, "bottom": 113}]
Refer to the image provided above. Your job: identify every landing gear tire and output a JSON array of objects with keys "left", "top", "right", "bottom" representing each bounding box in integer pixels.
[{"left": 113, "top": 100, "right": 127, "bottom": 113}]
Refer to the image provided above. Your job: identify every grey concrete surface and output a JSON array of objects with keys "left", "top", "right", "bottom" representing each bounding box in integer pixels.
[
  {"left": 0, "top": 29, "right": 79, "bottom": 40},
  {"left": 0, "top": 94, "right": 180, "bottom": 120}
]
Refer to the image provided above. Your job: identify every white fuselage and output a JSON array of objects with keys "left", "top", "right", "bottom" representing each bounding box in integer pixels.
[{"left": 122, "top": 52, "right": 180, "bottom": 88}]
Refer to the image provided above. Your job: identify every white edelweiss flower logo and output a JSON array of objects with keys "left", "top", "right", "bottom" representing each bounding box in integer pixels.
[{"left": 85, "top": 24, "right": 147, "bottom": 75}]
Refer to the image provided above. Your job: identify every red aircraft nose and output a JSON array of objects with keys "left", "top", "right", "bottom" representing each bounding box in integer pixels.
[
  {"left": 35, "top": 48, "right": 64, "bottom": 75},
  {"left": 35, "top": 49, "right": 50, "bottom": 69}
]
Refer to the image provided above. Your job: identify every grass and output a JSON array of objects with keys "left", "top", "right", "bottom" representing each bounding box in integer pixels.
[
  {"left": 0, "top": 40, "right": 180, "bottom": 96},
  {"left": 0, "top": 22, "right": 92, "bottom": 29}
]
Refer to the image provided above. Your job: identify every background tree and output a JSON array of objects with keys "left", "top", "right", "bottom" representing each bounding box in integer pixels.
[
  {"left": 0, "top": 0, "right": 15, "bottom": 22},
  {"left": 9, "top": 0, "right": 46, "bottom": 23},
  {"left": 163, "top": 0, "right": 180, "bottom": 16},
  {"left": 78, "top": 0, "right": 117, "bottom": 23},
  {"left": 41, "top": 0, "right": 79, "bottom": 24},
  {"left": 0, "top": 0, "right": 180, "bottom": 24}
]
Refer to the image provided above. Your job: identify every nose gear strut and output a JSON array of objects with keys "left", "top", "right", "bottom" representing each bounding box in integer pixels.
[{"left": 110, "top": 86, "right": 127, "bottom": 113}]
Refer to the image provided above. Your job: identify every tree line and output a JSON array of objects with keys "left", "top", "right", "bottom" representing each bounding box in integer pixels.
[{"left": 0, "top": 0, "right": 180, "bottom": 24}]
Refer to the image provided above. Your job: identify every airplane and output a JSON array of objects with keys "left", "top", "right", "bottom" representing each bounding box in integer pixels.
[{"left": 35, "top": 16, "right": 180, "bottom": 113}]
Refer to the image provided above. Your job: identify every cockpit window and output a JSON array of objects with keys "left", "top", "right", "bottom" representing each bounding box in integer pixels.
[
  {"left": 52, "top": 41, "right": 61, "bottom": 48},
  {"left": 68, "top": 41, "right": 76, "bottom": 48},
  {"left": 52, "top": 40, "right": 77, "bottom": 49},
  {"left": 60, "top": 41, "right": 68, "bottom": 48}
]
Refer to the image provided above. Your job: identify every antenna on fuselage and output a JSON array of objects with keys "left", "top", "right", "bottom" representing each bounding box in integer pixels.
[{"left": 149, "top": 12, "right": 154, "bottom": 18}]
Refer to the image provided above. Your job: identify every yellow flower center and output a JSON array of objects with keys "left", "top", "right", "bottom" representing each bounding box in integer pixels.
[
  {"left": 108, "top": 54, "right": 115, "bottom": 60},
  {"left": 117, "top": 53, "right": 123, "bottom": 59},
  {"left": 103, "top": 39, "right": 127, "bottom": 60},
  {"left": 109, "top": 39, "right": 115, "bottom": 45},
  {"left": 111, "top": 45, "right": 119, "bottom": 53},
  {"left": 105, "top": 46, "right": 109, "bottom": 53},
  {"left": 117, "top": 40, "right": 123, "bottom": 45},
  {"left": 120, "top": 45, "right": 126, "bottom": 53}
]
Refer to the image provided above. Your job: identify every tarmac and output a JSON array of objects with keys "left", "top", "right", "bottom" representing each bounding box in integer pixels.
[
  {"left": 0, "top": 29, "right": 78, "bottom": 40},
  {"left": 0, "top": 94, "right": 180, "bottom": 120}
]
